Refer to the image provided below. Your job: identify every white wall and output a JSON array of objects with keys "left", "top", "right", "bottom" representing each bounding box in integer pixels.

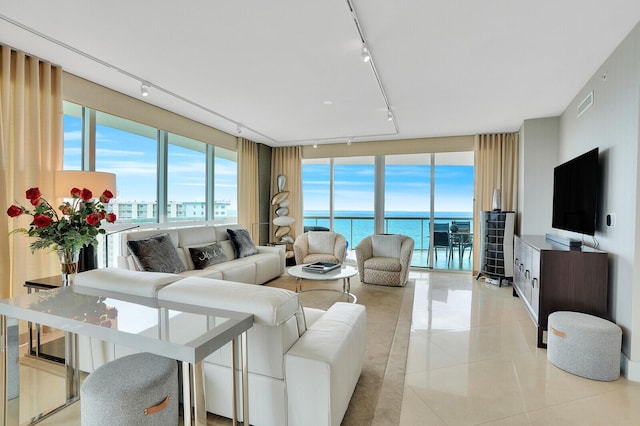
[{"left": 557, "top": 21, "right": 640, "bottom": 377}]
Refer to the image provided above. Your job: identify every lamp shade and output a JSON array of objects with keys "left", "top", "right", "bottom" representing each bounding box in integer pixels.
[{"left": 55, "top": 170, "right": 117, "bottom": 199}]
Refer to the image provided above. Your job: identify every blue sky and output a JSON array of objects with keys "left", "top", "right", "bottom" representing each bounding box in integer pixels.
[{"left": 63, "top": 115, "right": 238, "bottom": 207}]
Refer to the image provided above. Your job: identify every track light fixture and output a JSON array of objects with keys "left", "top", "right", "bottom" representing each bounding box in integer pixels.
[
  {"left": 313, "top": 141, "right": 318, "bottom": 148},
  {"left": 387, "top": 109, "right": 394, "bottom": 121},
  {"left": 140, "top": 83, "right": 149, "bottom": 97},
  {"left": 361, "top": 44, "right": 371, "bottom": 63},
  {"left": 237, "top": 124, "right": 242, "bottom": 134},
  {"left": 347, "top": 138, "right": 352, "bottom": 146}
]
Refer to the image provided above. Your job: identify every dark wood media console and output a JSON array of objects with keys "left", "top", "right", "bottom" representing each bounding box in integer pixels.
[{"left": 513, "top": 235, "right": 609, "bottom": 348}]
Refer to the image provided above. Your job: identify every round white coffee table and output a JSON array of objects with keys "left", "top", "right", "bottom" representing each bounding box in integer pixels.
[{"left": 287, "top": 264, "right": 358, "bottom": 303}]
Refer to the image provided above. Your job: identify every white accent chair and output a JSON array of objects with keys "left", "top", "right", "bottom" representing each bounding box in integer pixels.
[
  {"left": 355, "top": 234, "right": 414, "bottom": 287},
  {"left": 293, "top": 231, "right": 347, "bottom": 265}
]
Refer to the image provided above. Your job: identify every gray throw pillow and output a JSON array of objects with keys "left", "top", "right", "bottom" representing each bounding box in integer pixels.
[
  {"left": 226, "top": 228, "right": 258, "bottom": 258},
  {"left": 127, "top": 233, "right": 186, "bottom": 273},
  {"left": 189, "top": 243, "right": 227, "bottom": 269}
]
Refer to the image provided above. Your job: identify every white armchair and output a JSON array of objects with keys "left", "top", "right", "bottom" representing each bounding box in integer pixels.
[
  {"left": 355, "top": 234, "right": 414, "bottom": 287},
  {"left": 293, "top": 231, "right": 347, "bottom": 265}
]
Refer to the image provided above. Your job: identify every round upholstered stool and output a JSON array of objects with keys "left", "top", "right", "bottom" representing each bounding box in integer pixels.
[
  {"left": 81, "top": 352, "right": 179, "bottom": 425},
  {"left": 547, "top": 311, "right": 621, "bottom": 381}
]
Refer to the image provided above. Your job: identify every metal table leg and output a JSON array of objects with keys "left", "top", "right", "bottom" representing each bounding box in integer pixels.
[{"left": 231, "top": 332, "right": 250, "bottom": 426}]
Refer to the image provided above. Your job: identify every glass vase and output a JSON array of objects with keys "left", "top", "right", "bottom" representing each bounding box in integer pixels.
[{"left": 57, "top": 247, "right": 80, "bottom": 286}]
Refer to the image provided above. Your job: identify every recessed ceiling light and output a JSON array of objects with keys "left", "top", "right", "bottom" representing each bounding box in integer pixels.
[{"left": 323, "top": 100, "right": 333, "bottom": 105}]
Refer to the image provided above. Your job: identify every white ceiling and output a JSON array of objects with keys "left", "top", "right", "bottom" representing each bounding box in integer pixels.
[{"left": 2, "top": 1, "right": 640, "bottom": 147}]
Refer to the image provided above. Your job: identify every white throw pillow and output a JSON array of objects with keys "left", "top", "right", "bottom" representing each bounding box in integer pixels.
[
  {"left": 307, "top": 231, "right": 336, "bottom": 254},
  {"left": 372, "top": 234, "right": 402, "bottom": 258}
]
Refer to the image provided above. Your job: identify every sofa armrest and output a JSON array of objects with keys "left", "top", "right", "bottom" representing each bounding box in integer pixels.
[
  {"left": 256, "top": 245, "right": 286, "bottom": 275},
  {"left": 75, "top": 268, "right": 182, "bottom": 298},
  {"left": 285, "top": 302, "right": 366, "bottom": 426}
]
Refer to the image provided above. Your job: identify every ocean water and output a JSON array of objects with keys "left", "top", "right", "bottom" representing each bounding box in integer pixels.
[{"left": 304, "top": 210, "right": 473, "bottom": 250}]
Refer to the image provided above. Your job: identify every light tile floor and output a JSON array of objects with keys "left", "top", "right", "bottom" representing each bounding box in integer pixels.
[
  {"left": 14, "top": 271, "right": 640, "bottom": 425},
  {"left": 399, "top": 271, "right": 640, "bottom": 426}
]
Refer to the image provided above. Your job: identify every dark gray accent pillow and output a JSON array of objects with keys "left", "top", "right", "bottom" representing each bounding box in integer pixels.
[
  {"left": 226, "top": 228, "right": 258, "bottom": 258},
  {"left": 127, "top": 233, "right": 186, "bottom": 273},
  {"left": 189, "top": 243, "right": 227, "bottom": 269}
]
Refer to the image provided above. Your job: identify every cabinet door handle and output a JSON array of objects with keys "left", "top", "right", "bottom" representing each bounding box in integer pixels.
[
  {"left": 525, "top": 270, "right": 530, "bottom": 279},
  {"left": 532, "top": 278, "right": 538, "bottom": 288}
]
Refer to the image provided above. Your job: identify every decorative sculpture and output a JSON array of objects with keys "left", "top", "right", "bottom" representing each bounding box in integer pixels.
[{"left": 272, "top": 174, "right": 295, "bottom": 261}]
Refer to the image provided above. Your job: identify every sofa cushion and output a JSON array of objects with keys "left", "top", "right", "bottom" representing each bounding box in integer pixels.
[
  {"left": 126, "top": 233, "right": 186, "bottom": 274},
  {"left": 178, "top": 226, "right": 217, "bottom": 247},
  {"left": 157, "top": 277, "right": 299, "bottom": 326},
  {"left": 189, "top": 243, "right": 227, "bottom": 269},
  {"left": 364, "top": 257, "right": 402, "bottom": 272},
  {"left": 307, "top": 231, "right": 335, "bottom": 254},
  {"left": 371, "top": 234, "right": 401, "bottom": 258},
  {"left": 75, "top": 269, "right": 182, "bottom": 298},
  {"left": 227, "top": 228, "right": 258, "bottom": 258}
]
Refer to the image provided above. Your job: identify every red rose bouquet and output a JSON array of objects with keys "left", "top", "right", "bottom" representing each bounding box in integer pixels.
[{"left": 7, "top": 186, "right": 117, "bottom": 253}]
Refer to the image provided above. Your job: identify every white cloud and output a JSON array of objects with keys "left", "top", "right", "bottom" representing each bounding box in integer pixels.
[{"left": 64, "top": 130, "right": 82, "bottom": 141}]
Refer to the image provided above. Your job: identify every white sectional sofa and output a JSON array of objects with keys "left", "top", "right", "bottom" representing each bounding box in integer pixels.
[
  {"left": 117, "top": 223, "right": 285, "bottom": 285},
  {"left": 74, "top": 268, "right": 366, "bottom": 426}
]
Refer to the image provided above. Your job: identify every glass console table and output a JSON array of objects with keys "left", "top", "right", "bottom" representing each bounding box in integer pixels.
[
  {"left": 23, "top": 276, "right": 65, "bottom": 364},
  {"left": 0, "top": 285, "right": 253, "bottom": 425}
]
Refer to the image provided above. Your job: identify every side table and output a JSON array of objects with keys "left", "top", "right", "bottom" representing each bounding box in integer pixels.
[{"left": 24, "top": 276, "right": 65, "bottom": 364}]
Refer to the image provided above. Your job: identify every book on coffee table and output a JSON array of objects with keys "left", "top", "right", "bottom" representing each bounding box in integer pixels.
[{"left": 302, "top": 262, "right": 341, "bottom": 274}]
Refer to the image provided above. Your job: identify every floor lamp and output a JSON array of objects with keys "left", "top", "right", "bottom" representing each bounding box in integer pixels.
[{"left": 55, "top": 170, "right": 117, "bottom": 272}]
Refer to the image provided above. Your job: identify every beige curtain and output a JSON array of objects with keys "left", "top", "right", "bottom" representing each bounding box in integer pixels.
[
  {"left": 0, "top": 46, "right": 64, "bottom": 298},
  {"left": 472, "top": 133, "right": 519, "bottom": 274},
  {"left": 270, "top": 146, "right": 303, "bottom": 241},
  {"left": 237, "top": 138, "right": 260, "bottom": 239}
]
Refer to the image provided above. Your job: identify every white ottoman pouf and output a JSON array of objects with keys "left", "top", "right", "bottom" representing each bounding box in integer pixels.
[
  {"left": 547, "top": 311, "right": 621, "bottom": 381},
  {"left": 81, "top": 352, "right": 179, "bottom": 425}
]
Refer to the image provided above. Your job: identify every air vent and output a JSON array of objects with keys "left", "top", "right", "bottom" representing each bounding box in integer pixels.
[{"left": 577, "top": 91, "right": 594, "bottom": 117}]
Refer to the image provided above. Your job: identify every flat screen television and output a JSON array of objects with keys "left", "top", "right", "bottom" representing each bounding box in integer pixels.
[{"left": 551, "top": 148, "right": 599, "bottom": 236}]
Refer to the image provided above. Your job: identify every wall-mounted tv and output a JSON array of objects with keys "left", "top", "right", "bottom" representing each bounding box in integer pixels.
[{"left": 552, "top": 147, "right": 599, "bottom": 236}]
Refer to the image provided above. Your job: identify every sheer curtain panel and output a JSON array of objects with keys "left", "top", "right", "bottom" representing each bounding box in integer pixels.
[
  {"left": 472, "top": 133, "right": 519, "bottom": 274},
  {"left": 0, "top": 46, "right": 64, "bottom": 298}
]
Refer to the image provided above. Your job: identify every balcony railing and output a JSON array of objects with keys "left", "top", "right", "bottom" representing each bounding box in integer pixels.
[{"left": 304, "top": 215, "right": 473, "bottom": 271}]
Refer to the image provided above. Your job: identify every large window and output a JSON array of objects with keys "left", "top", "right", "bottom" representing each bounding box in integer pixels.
[
  {"left": 213, "top": 146, "right": 238, "bottom": 220},
  {"left": 302, "top": 151, "right": 474, "bottom": 270},
  {"left": 62, "top": 101, "right": 239, "bottom": 265},
  {"left": 302, "top": 158, "right": 331, "bottom": 229},
  {"left": 333, "top": 157, "right": 375, "bottom": 249},
  {"left": 62, "top": 103, "right": 82, "bottom": 170},
  {"left": 95, "top": 111, "right": 158, "bottom": 223},
  {"left": 168, "top": 134, "right": 206, "bottom": 222},
  {"left": 385, "top": 154, "right": 431, "bottom": 266}
]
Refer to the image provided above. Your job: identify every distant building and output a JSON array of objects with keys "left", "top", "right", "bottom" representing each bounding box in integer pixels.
[{"left": 105, "top": 200, "right": 231, "bottom": 222}]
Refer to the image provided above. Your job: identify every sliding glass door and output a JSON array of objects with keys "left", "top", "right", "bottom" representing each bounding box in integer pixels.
[
  {"left": 432, "top": 152, "right": 474, "bottom": 270},
  {"left": 384, "top": 154, "right": 431, "bottom": 267},
  {"left": 302, "top": 151, "right": 474, "bottom": 271}
]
